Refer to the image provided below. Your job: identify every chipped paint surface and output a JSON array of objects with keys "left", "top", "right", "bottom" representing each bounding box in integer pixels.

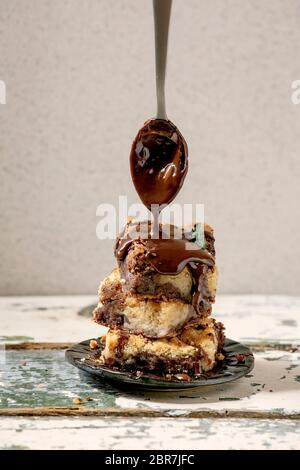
[
  {"left": 1, "top": 295, "right": 300, "bottom": 344},
  {"left": 0, "top": 296, "right": 100, "bottom": 343},
  {"left": 0, "top": 347, "right": 299, "bottom": 416},
  {"left": 115, "top": 349, "right": 300, "bottom": 415},
  {"left": 213, "top": 295, "right": 300, "bottom": 345},
  {"left": 0, "top": 417, "right": 299, "bottom": 450},
  {"left": 1, "top": 295, "right": 300, "bottom": 449},
  {"left": 0, "top": 350, "right": 117, "bottom": 409}
]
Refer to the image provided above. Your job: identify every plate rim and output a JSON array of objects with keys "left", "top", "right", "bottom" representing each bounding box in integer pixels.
[{"left": 65, "top": 337, "right": 254, "bottom": 390}]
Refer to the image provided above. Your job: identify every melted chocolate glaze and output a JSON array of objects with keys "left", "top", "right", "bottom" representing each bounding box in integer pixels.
[
  {"left": 115, "top": 221, "right": 215, "bottom": 315},
  {"left": 130, "top": 119, "right": 188, "bottom": 209}
]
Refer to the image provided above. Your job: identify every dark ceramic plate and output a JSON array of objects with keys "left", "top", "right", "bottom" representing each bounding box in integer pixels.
[{"left": 65, "top": 338, "right": 254, "bottom": 391}]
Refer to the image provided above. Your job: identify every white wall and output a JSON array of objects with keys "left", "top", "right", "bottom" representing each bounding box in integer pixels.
[{"left": 0, "top": 0, "right": 300, "bottom": 295}]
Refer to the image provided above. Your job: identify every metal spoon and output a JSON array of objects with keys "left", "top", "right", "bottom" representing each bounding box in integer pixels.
[
  {"left": 130, "top": 0, "right": 188, "bottom": 212},
  {"left": 153, "top": 0, "right": 172, "bottom": 120}
]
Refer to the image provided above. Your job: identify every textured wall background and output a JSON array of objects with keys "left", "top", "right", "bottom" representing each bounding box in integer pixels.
[{"left": 0, "top": 0, "right": 300, "bottom": 295}]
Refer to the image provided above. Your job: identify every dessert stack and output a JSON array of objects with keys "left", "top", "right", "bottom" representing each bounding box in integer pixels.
[{"left": 93, "top": 220, "right": 225, "bottom": 377}]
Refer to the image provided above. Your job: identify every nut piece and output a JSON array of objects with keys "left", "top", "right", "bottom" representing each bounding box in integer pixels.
[
  {"left": 235, "top": 354, "right": 246, "bottom": 363},
  {"left": 97, "top": 355, "right": 105, "bottom": 365},
  {"left": 73, "top": 397, "right": 82, "bottom": 405},
  {"left": 89, "top": 339, "right": 99, "bottom": 350},
  {"left": 216, "top": 352, "right": 225, "bottom": 361}
]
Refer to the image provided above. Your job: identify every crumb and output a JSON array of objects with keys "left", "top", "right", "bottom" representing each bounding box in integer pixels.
[
  {"left": 73, "top": 398, "right": 82, "bottom": 405},
  {"left": 269, "top": 389, "right": 273, "bottom": 392},
  {"left": 97, "top": 355, "right": 105, "bottom": 365},
  {"left": 89, "top": 339, "right": 98, "bottom": 350},
  {"left": 175, "top": 373, "right": 191, "bottom": 382},
  {"left": 100, "top": 335, "right": 106, "bottom": 345},
  {"left": 235, "top": 354, "right": 245, "bottom": 363},
  {"left": 289, "top": 347, "right": 299, "bottom": 353},
  {"left": 84, "top": 396, "right": 93, "bottom": 402}
]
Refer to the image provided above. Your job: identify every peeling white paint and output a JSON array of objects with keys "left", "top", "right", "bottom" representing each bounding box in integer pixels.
[
  {"left": 1, "top": 295, "right": 300, "bottom": 344},
  {"left": 0, "top": 417, "right": 299, "bottom": 450},
  {"left": 116, "top": 350, "right": 300, "bottom": 414}
]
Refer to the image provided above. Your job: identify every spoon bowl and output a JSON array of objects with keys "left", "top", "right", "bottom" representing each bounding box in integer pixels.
[{"left": 130, "top": 118, "right": 188, "bottom": 209}]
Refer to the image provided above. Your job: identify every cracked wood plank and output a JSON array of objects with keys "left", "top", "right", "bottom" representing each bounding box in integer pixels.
[{"left": 0, "top": 408, "right": 300, "bottom": 419}]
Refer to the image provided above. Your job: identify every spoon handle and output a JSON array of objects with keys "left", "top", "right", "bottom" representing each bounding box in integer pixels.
[{"left": 153, "top": 0, "right": 172, "bottom": 120}]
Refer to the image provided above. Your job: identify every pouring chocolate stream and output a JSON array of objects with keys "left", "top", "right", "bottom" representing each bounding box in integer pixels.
[{"left": 123, "top": 1, "right": 215, "bottom": 315}]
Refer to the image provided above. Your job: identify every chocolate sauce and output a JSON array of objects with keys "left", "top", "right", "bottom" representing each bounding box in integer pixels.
[
  {"left": 123, "top": 2, "right": 212, "bottom": 319},
  {"left": 130, "top": 119, "right": 188, "bottom": 209},
  {"left": 115, "top": 221, "right": 215, "bottom": 315}
]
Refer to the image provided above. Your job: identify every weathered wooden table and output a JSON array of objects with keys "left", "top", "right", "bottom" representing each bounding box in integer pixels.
[{"left": 0, "top": 295, "right": 299, "bottom": 450}]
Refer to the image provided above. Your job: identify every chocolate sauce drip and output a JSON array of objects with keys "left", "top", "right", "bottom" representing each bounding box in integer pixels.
[
  {"left": 115, "top": 221, "right": 215, "bottom": 315},
  {"left": 115, "top": 334, "right": 129, "bottom": 359},
  {"left": 130, "top": 119, "right": 188, "bottom": 209}
]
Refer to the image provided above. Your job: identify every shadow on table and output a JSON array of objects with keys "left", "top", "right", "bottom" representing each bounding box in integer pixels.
[{"left": 77, "top": 352, "right": 300, "bottom": 406}]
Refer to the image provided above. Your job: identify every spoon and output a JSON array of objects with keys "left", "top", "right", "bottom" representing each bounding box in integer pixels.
[
  {"left": 153, "top": 0, "right": 172, "bottom": 120},
  {"left": 130, "top": 0, "right": 188, "bottom": 212}
]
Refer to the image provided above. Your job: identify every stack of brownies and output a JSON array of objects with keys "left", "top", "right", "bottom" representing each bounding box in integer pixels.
[{"left": 93, "top": 220, "right": 224, "bottom": 376}]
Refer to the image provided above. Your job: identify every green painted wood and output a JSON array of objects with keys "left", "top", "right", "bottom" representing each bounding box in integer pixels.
[
  {"left": 0, "top": 349, "right": 118, "bottom": 409},
  {"left": 1, "top": 347, "right": 300, "bottom": 416}
]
